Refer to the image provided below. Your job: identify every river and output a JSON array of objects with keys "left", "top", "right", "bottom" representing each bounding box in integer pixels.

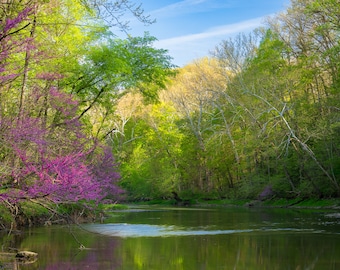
[{"left": 1, "top": 205, "right": 340, "bottom": 269}]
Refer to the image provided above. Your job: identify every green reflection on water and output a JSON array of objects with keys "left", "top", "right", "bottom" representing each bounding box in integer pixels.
[
  {"left": 114, "top": 232, "right": 339, "bottom": 270},
  {"left": 1, "top": 206, "right": 340, "bottom": 269}
]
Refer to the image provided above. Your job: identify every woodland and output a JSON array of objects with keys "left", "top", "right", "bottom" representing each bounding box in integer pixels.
[{"left": 0, "top": 0, "right": 339, "bottom": 227}]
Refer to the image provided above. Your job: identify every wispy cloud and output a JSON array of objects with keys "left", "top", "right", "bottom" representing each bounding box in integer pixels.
[
  {"left": 155, "top": 17, "right": 263, "bottom": 48},
  {"left": 150, "top": 0, "right": 231, "bottom": 18},
  {"left": 153, "top": 16, "right": 267, "bottom": 66}
]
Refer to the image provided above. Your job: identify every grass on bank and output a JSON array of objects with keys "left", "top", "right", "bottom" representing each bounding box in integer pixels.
[
  {"left": 198, "top": 197, "right": 340, "bottom": 208},
  {"left": 100, "top": 203, "right": 129, "bottom": 211},
  {"left": 126, "top": 197, "right": 340, "bottom": 209}
]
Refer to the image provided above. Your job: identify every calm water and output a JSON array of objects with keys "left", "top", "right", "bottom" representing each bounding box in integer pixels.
[{"left": 1, "top": 206, "right": 340, "bottom": 269}]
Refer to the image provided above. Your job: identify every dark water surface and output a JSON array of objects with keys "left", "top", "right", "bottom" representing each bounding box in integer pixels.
[{"left": 1, "top": 206, "right": 340, "bottom": 269}]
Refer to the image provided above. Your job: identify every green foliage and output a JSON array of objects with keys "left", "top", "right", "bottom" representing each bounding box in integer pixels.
[
  {"left": 111, "top": 0, "right": 340, "bottom": 202},
  {"left": 71, "top": 32, "right": 175, "bottom": 100}
]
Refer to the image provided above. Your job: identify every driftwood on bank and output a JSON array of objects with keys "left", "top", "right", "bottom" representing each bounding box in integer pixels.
[
  {"left": 0, "top": 250, "right": 38, "bottom": 265},
  {"left": 16, "top": 250, "right": 38, "bottom": 260}
]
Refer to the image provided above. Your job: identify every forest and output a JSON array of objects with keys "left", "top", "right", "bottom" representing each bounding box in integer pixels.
[{"left": 0, "top": 0, "right": 339, "bottom": 227}]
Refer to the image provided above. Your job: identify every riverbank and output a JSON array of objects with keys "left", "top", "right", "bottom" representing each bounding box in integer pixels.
[
  {"left": 0, "top": 201, "right": 126, "bottom": 230},
  {"left": 129, "top": 197, "right": 340, "bottom": 210},
  {"left": 1, "top": 198, "right": 339, "bottom": 230}
]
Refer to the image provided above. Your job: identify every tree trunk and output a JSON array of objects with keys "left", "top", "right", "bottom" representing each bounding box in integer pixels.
[{"left": 18, "top": 5, "right": 37, "bottom": 118}]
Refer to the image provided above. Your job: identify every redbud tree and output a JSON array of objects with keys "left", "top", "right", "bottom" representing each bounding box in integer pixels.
[{"left": 0, "top": 6, "right": 121, "bottom": 214}]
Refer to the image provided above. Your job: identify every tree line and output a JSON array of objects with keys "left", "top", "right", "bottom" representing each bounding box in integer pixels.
[{"left": 110, "top": 0, "right": 340, "bottom": 201}]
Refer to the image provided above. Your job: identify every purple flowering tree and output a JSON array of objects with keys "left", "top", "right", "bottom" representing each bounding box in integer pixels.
[
  {"left": 0, "top": 87, "right": 121, "bottom": 202},
  {"left": 0, "top": 6, "right": 122, "bottom": 227}
]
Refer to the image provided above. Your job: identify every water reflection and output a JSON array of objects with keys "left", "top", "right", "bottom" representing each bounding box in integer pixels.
[
  {"left": 114, "top": 233, "right": 339, "bottom": 270},
  {"left": 0, "top": 206, "right": 340, "bottom": 269}
]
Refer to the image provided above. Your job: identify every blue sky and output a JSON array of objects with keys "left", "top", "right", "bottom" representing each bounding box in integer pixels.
[{"left": 126, "top": 0, "right": 291, "bottom": 67}]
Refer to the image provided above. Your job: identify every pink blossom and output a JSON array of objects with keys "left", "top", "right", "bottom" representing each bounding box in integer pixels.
[{"left": 0, "top": 6, "right": 122, "bottom": 205}]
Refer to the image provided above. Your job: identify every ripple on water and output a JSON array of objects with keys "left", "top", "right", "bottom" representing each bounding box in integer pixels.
[{"left": 85, "top": 223, "right": 319, "bottom": 238}]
